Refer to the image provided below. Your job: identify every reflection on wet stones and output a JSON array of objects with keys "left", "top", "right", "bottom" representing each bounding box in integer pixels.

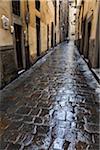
[
  {"left": 1, "top": 42, "right": 99, "bottom": 149},
  {"left": 53, "top": 138, "right": 64, "bottom": 150},
  {"left": 66, "top": 111, "right": 75, "bottom": 121},
  {"left": 54, "top": 110, "right": 66, "bottom": 121}
]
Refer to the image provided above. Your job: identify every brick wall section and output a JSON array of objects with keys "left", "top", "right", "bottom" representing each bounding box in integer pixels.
[{"left": 0, "top": 46, "right": 17, "bottom": 88}]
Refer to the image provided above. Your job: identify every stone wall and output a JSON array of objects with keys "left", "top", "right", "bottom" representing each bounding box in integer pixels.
[{"left": 0, "top": 46, "right": 17, "bottom": 88}]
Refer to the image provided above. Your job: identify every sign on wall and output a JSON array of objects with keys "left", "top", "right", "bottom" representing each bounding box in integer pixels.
[{"left": 1, "top": 15, "right": 9, "bottom": 30}]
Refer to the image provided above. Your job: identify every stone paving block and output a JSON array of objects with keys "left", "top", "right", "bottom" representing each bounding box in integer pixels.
[
  {"left": 17, "top": 132, "right": 27, "bottom": 144},
  {"left": 32, "top": 134, "right": 45, "bottom": 146},
  {"left": 30, "top": 108, "right": 40, "bottom": 116},
  {"left": 75, "top": 141, "right": 88, "bottom": 149},
  {"left": 66, "top": 111, "right": 75, "bottom": 121},
  {"left": 7, "top": 143, "right": 22, "bottom": 150},
  {"left": 0, "top": 141, "right": 9, "bottom": 150},
  {"left": 7, "top": 121, "right": 23, "bottom": 131},
  {"left": 2, "top": 130, "right": 21, "bottom": 143},
  {"left": 40, "top": 108, "right": 49, "bottom": 117},
  {"left": 16, "top": 106, "right": 31, "bottom": 116},
  {"left": 20, "top": 123, "right": 36, "bottom": 134},
  {"left": 23, "top": 116, "right": 34, "bottom": 124},
  {"left": 24, "top": 144, "right": 38, "bottom": 150},
  {"left": 37, "top": 101, "right": 52, "bottom": 108},
  {"left": 26, "top": 101, "right": 38, "bottom": 108},
  {"left": 59, "top": 101, "right": 66, "bottom": 107},
  {"left": 22, "top": 133, "right": 34, "bottom": 146},
  {"left": 34, "top": 117, "right": 43, "bottom": 124},
  {"left": 43, "top": 116, "right": 50, "bottom": 125},
  {"left": 55, "top": 127, "right": 66, "bottom": 139},
  {"left": 77, "top": 131, "right": 92, "bottom": 144},
  {"left": 92, "top": 133, "right": 100, "bottom": 145},
  {"left": 65, "top": 129, "right": 77, "bottom": 142},
  {"left": 36, "top": 125, "right": 50, "bottom": 135},
  {"left": 84, "top": 123, "right": 99, "bottom": 134},
  {"left": 10, "top": 114, "right": 23, "bottom": 122},
  {"left": 56, "top": 110, "right": 66, "bottom": 121},
  {"left": 56, "top": 120, "right": 71, "bottom": 129},
  {"left": 0, "top": 118, "right": 9, "bottom": 133},
  {"left": 87, "top": 144, "right": 100, "bottom": 150},
  {"left": 53, "top": 138, "right": 64, "bottom": 150},
  {"left": 84, "top": 114, "right": 99, "bottom": 124}
]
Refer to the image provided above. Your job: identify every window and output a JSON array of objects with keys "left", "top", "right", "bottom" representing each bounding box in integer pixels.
[
  {"left": 55, "top": 1, "right": 56, "bottom": 25},
  {"left": 35, "top": 0, "right": 40, "bottom": 11},
  {"left": 12, "top": 0, "right": 20, "bottom": 16}
]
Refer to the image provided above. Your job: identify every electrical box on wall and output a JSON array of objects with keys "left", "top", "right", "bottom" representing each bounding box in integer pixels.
[{"left": 1, "top": 15, "right": 9, "bottom": 30}]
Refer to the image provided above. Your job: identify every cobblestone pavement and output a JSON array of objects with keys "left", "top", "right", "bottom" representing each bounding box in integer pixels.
[{"left": 0, "top": 41, "right": 100, "bottom": 150}]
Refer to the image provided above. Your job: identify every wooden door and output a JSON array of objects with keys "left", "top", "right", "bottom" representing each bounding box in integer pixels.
[{"left": 14, "top": 24, "right": 23, "bottom": 70}]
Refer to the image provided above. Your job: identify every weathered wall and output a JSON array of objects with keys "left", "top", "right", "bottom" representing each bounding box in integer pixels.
[
  {"left": 0, "top": 0, "right": 13, "bottom": 46},
  {"left": 0, "top": 0, "right": 17, "bottom": 88},
  {"left": 28, "top": 0, "right": 55, "bottom": 62},
  {"left": 69, "top": 0, "right": 76, "bottom": 40},
  {"left": 75, "top": 0, "right": 100, "bottom": 68},
  {"left": 0, "top": 0, "right": 69, "bottom": 88},
  {"left": 59, "top": 0, "right": 69, "bottom": 42}
]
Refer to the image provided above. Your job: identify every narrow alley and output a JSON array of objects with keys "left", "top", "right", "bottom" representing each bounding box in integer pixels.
[{"left": 0, "top": 41, "right": 99, "bottom": 150}]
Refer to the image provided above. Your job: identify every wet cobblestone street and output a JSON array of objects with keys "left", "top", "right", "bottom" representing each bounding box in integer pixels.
[{"left": 0, "top": 41, "right": 100, "bottom": 150}]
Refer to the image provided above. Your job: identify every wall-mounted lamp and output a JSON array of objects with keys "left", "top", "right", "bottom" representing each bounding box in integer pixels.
[{"left": 10, "top": 26, "right": 14, "bottom": 34}]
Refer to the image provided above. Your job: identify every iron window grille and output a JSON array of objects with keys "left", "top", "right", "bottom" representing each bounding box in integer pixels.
[{"left": 12, "top": 0, "right": 20, "bottom": 16}]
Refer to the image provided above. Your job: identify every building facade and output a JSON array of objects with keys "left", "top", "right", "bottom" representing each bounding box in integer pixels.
[
  {"left": 59, "top": 0, "right": 69, "bottom": 42},
  {"left": 0, "top": 0, "right": 69, "bottom": 89},
  {"left": 68, "top": 0, "right": 76, "bottom": 40},
  {"left": 75, "top": 0, "right": 100, "bottom": 69}
]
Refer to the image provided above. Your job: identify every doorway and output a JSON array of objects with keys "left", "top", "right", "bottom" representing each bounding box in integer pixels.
[
  {"left": 47, "top": 24, "right": 49, "bottom": 49},
  {"left": 81, "top": 18, "right": 86, "bottom": 54},
  {"left": 36, "top": 16, "right": 40, "bottom": 56},
  {"left": 87, "top": 21, "right": 91, "bottom": 58},
  {"left": 14, "top": 24, "right": 23, "bottom": 70},
  {"left": 55, "top": 33, "right": 56, "bottom": 46},
  {"left": 51, "top": 22, "right": 54, "bottom": 47}
]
